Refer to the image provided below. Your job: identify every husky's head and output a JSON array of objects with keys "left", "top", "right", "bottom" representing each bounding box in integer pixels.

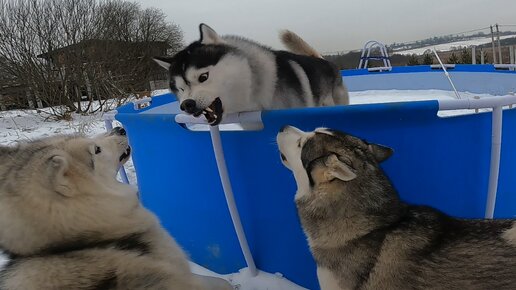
[
  {"left": 277, "top": 126, "right": 402, "bottom": 245},
  {"left": 154, "top": 23, "right": 253, "bottom": 125},
  {"left": 0, "top": 128, "right": 154, "bottom": 255},
  {"left": 276, "top": 125, "right": 394, "bottom": 200}
]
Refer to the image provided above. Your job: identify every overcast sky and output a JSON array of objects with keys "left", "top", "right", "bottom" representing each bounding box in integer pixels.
[{"left": 140, "top": 0, "right": 516, "bottom": 53}]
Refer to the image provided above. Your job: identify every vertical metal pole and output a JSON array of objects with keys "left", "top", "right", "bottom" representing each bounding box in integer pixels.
[
  {"left": 491, "top": 25, "right": 497, "bottom": 64},
  {"left": 496, "top": 24, "right": 503, "bottom": 64},
  {"left": 481, "top": 48, "right": 485, "bottom": 64},
  {"left": 209, "top": 125, "right": 258, "bottom": 276},
  {"left": 511, "top": 46, "right": 515, "bottom": 65},
  {"left": 471, "top": 46, "right": 476, "bottom": 64},
  {"left": 485, "top": 106, "right": 503, "bottom": 219},
  {"left": 365, "top": 44, "right": 372, "bottom": 68},
  {"left": 358, "top": 43, "right": 366, "bottom": 69}
]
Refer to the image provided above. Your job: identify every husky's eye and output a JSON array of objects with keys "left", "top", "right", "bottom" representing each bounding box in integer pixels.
[
  {"left": 198, "top": 72, "right": 209, "bottom": 83},
  {"left": 94, "top": 146, "right": 101, "bottom": 154},
  {"left": 297, "top": 138, "right": 302, "bottom": 148}
]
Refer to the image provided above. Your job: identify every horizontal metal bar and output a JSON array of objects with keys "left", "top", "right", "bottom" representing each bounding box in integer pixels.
[
  {"left": 438, "top": 95, "right": 516, "bottom": 111},
  {"left": 368, "top": 66, "right": 392, "bottom": 72},
  {"left": 431, "top": 64, "right": 456, "bottom": 69},
  {"left": 132, "top": 97, "right": 153, "bottom": 110},
  {"left": 494, "top": 64, "right": 516, "bottom": 69},
  {"left": 175, "top": 111, "right": 262, "bottom": 125}
]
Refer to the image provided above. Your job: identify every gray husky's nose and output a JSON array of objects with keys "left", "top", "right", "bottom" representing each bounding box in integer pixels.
[
  {"left": 112, "top": 127, "right": 126, "bottom": 136},
  {"left": 181, "top": 99, "right": 197, "bottom": 114}
]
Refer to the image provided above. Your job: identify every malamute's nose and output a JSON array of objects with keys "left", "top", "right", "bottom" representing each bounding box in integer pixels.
[
  {"left": 181, "top": 99, "right": 197, "bottom": 114},
  {"left": 279, "top": 125, "right": 291, "bottom": 133},
  {"left": 112, "top": 127, "right": 126, "bottom": 136}
]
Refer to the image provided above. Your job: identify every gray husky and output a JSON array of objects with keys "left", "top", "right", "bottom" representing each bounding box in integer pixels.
[
  {"left": 154, "top": 24, "right": 348, "bottom": 125},
  {"left": 277, "top": 126, "right": 516, "bottom": 290},
  {"left": 0, "top": 128, "right": 232, "bottom": 290}
]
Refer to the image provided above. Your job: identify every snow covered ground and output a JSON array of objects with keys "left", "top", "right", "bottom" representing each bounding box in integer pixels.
[
  {"left": 395, "top": 34, "right": 516, "bottom": 55},
  {"left": 0, "top": 89, "right": 500, "bottom": 289}
]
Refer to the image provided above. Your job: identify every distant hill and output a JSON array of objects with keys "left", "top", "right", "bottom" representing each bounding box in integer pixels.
[
  {"left": 395, "top": 34, "right": 516, "bottom": 55},
  {"left": 390, "top": 31, "right": 516, "bottom": 54},
  {"left": 324, "top": 31, "right": 516, "bottom": 69}
]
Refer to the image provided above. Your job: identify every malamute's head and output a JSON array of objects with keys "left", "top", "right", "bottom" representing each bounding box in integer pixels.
[
  {"left": 276, "top": 126, "right": 394, "bottom": 201},
  {"left": 154, "top": 24, "right": 254, "bottom": 125},
  {"left": 0, "top": 128, "right": 154, "bottom": 255}
]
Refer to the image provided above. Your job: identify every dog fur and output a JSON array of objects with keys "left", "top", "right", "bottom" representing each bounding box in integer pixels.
[
  {"left": 0, "top": 129, "right": 232, "bottom": 290},
  {"left": 154, "top": 24, "right": 348, "bottom": 124},
  {"left": 277, "top": 126, "right": 516, "bottom": 290}
]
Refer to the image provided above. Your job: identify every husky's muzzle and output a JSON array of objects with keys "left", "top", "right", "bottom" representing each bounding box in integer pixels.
[
  {"left": 180, "top": 98, "right": 224, "bottom": 126},
  {"left": 110, "top": 127, "right": 126, "bottom": 136},
  {"left": 110, "top": 127, "right": 131, "bottom": 163}
]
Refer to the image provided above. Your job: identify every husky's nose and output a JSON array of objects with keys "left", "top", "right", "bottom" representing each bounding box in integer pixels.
[
  {"left": 112, "top": 127, "right": 126, "bottom": 136},
  {"left": 181, "top": 99, "right": 197, "bottom": 114},
  {"left": 279, "top": 125, "right": 291, "bottom": 133}
]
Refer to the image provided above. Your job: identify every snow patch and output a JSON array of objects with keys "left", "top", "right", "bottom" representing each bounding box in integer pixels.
[{"left": 190, "top": 263, "right": 309, "bottom": 290}]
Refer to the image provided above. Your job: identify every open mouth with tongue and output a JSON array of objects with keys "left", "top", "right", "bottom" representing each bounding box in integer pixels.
[{"left": 192, "top": 97, "right": 223, "bottom": 126}]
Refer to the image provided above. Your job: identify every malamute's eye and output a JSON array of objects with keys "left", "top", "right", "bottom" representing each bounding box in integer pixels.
[
  {"left": 94, "top": 146, "right": 102, "bottom": 154},
  {"left": 198, "top": 72, "right": 209, "bottom": 83}
]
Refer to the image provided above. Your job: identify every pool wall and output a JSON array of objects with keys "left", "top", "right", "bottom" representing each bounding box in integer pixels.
[{"left": 115, "top": 65, "right": 516, "bottom": 289}]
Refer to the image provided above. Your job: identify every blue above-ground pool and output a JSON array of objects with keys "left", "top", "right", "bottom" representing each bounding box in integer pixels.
[{"left": 115, "top": 64, "right": 516, "bottom": 290}]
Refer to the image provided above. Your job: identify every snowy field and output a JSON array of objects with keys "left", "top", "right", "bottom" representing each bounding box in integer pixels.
[
  {"left": 395, "top": 34, "right": 516, "bottom": 55},
  {"left": 0, "top": 89, "right": 500, "bottom": 289}
]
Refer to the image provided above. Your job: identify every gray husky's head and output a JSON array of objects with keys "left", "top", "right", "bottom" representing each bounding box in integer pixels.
[
  {"left": 276, "top": 125, "right": 402, "bottom": 245},
  {"left": 154, "top": 24, "right": 254, "bottom": 125},
  {"left": 276, "top": 125, "right": 394, "bottom": 200}
]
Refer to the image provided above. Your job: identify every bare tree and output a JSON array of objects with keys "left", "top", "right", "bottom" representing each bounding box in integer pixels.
[{"left": 0, "top": 0, "right": 182, "bottom": 118}]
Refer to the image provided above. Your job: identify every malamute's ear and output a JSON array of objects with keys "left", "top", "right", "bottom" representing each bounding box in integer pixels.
[
  {"left": 199, "top": 23, "right": 224, "bottom": 44},
  {"left": 324, "top": 154, "right": 357, "bottom": 182},
  {"left": 367, "top": 143, "right": 393, "bottom": 163},
  {"left": 153, "top": 56, "right": 173, "bottom": 70},
  {"left": 47, "top": 155, "right": 76, "bottom": 197}
]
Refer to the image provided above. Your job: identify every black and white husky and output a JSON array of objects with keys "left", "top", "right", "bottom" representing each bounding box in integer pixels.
[{"left": 154, "top": 24, "right": 349, "bottom": 125}]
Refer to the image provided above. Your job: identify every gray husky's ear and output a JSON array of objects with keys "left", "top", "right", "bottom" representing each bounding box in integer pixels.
[
  {"left": 153, "top": 56, "right": 173, "bottom": 70},
  {"left": 199, "top": 23, "right": 224, "bottom": 44},
  {"left": 324, "top": 154, "right": 357, "bottom": 182},
  {"left": 47, "top": 155, "right": 75, "bottom": 197},
  {"left": 367, "top": 143, "right": 393, "bottom": 163}
]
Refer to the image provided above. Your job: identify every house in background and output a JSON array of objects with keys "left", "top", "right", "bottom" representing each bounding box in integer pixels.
[{"left": 36, "top": 39, "right": 171, "bottom": 97}]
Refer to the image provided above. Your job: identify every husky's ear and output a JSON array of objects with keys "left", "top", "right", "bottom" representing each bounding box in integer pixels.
[
  {"left": 199, "top": 23, "right": 224, "bottom": 44},
  {"left": 47, "top": 155, "right": 75, "bottom": 197},
  {"left": 153, "top": 56, "right": 173, "bottom": 70},
  {"left": 367, "top": 143, "right": 393, "bottom": 163},
  {"left": 324, "top": 154, "right": 357, "bottom": 182}
]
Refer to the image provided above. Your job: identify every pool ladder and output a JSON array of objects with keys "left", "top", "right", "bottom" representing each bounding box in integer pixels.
[{"left": 358, "top": 40, "right": 392, "bottom": 72}]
